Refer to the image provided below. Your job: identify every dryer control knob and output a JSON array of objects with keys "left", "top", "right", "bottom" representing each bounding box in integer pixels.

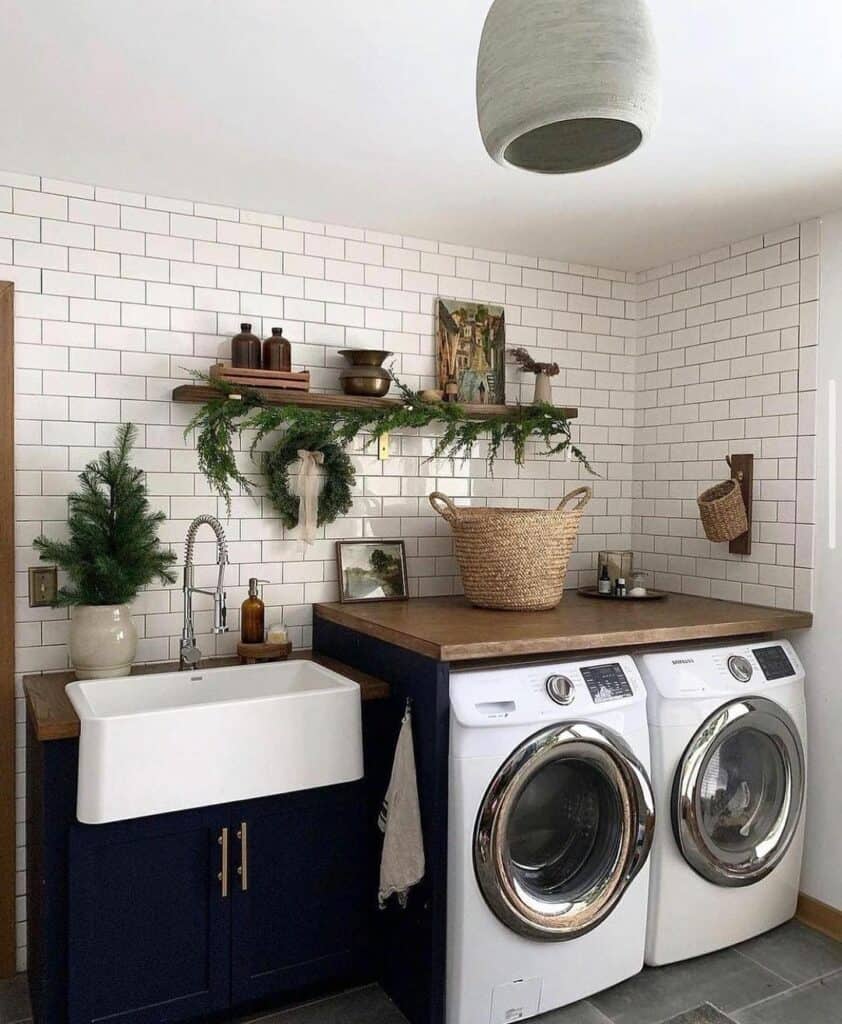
[
  {"left": 727, "top": 655, "right": 753, "bottom": 682},
  {"left": 546, "top": 675, "right": 575, "bottom": 705}
]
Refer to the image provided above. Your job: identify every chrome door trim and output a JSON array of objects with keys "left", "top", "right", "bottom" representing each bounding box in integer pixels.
[
  {"left": 672, "top": 697, "right": 805, "bottom": 888},
  {"left": 473, "top": 721, "right": 655, "bottom": 941}
]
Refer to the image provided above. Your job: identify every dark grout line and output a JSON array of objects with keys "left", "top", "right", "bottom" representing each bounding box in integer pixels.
[
  {"left": 651, "top": 1006, "right": 738, "bottom": 1024},
  {"left": 582, "top": 1000, "right": 614, "bottom": 1024},
  {"left": 728, "top": 946, "right": 796, "bottom": 987},
  {"left": 726, "top": 964, "right": 842, "bottom": 1017}
]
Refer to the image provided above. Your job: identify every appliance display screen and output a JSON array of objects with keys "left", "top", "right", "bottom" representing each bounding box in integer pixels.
[
  {"left": 580, "top": 663, "right": 633, "bottom": 703},
  {"left": 752, "top": 646, "right": 795, "bottom": 681}
]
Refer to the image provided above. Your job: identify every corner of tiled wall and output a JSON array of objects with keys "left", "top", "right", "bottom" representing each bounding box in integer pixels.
[{"left": 630, "top": 220, "right": 819, "bottom": 611}]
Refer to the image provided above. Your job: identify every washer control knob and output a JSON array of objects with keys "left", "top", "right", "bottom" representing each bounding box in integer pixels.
[
  {"left": 727, "top": 655, "right": 753, "bottom": 683},
  {"left": 546, "top": 675, "right": 575, "bottom": 705}
]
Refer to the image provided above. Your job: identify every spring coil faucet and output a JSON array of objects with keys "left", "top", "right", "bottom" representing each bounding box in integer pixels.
[{"left": 180, "top": 514, "right": 229, "bottom": 669}]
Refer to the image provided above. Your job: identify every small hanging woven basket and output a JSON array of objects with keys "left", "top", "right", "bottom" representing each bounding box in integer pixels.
[
  {"left": 429, "top": 487, "right": 591, "bottom": 611},
  {"left": 697, "top": 478, "right": 748, "bottom": 543}
]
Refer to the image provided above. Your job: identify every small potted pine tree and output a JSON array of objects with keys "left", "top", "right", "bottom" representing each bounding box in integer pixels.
[{"left": 34, "top": 423, "right": 177, "bottom": 679}]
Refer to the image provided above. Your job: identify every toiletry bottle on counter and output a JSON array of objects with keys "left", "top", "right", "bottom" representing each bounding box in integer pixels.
[
  {"left": 241, "top": 578, "right": 268, "bottom": 643},
  {"left": 598, "top": 564, "right": 612, "bottom": 595},
  {"left": 614, "top": 577, "right": 627, "bottom": 598}
]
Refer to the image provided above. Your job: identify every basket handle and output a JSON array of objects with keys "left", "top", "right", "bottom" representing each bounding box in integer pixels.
[
  {"left": 429, "top": 491, "right": 459, "bottom": 523},
  {"left": 556, "top": 486, "right": 592, "bottom": 513}
]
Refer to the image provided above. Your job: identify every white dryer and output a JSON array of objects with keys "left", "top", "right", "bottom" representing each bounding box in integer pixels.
[
  {"left": 447, "top": 656, "right": 655, "bottom": 1024},
  {"left": 637, "top": 640, "right": 807, "bottom": 966}
]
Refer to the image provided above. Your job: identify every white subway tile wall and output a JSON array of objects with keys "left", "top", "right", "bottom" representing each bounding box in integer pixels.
[
  {"left": 2, "top": 169, "right": 821, "bottom": 969},
  {"left": 4, "top": 169, "right": 640, "bottom": 969},
  {"left": 632, "top": 221, "right": 819, "bottom": 607}
]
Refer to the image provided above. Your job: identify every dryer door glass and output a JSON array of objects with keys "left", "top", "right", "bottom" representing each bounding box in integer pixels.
[
  {"left": 673, "top": 697, "right": 804, "bottom": 887},
  {"left": 473, "top": 723, "right": 655, "bottom": 941}
]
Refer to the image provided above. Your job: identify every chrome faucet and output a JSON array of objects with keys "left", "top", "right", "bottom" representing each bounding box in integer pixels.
[{"left": 180, "top": 514, "right": 229, "bottom": 670}]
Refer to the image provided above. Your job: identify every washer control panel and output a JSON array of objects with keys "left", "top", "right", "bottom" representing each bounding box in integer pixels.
[
  {"left": 727, "top": 654, "right": 754, "bottom": 682},
  {"left": 580, "top": 662, "right": 634, "bottom": 703},
  {"left": 449, "top": 654, "right": 645, "bottom": 728},
  {"left": 752, "top": 644, "right": 796, "bottom": 681},
  {"left": 545, "top": 674, "right": 575, "bottom": 705}
]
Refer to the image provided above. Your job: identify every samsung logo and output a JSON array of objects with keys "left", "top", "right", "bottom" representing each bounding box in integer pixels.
[{"left": 671, "top": 658, "right": 695, "bottom": 665}]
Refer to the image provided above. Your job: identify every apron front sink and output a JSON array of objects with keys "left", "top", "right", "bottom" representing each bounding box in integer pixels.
[{"left": 66, "top": 660, "right": 363, "bottom": 824}]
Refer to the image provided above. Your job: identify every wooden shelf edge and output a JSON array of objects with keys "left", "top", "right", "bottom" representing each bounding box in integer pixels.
[{"left": 172, "top": 384, "right": 578, "bottom": 421}]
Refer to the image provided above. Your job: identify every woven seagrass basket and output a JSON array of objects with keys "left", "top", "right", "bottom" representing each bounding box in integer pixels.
[
  {"left": 429, "top": 487, "right": 591, "bottom": 611},
  {"left": 697, "top": 478, "right": 748, "bottom": 543}
]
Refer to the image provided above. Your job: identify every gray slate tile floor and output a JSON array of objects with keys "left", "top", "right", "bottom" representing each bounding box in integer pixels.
[{"left": 2, "top": 921, "right": 840, "bottom": 1024}]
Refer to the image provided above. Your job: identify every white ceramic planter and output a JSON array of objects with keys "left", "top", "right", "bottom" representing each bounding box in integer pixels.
[{"left": 70, "top": 604, "right": 137, "bottom": 680}]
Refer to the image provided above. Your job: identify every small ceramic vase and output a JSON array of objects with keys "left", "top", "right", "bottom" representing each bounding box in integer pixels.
[{"left": 533, "top": 372, "right": 552, "bottom": 404}]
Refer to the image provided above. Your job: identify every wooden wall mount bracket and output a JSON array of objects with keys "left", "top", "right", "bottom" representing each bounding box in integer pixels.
[{"left": 726, "top": 453, "right": 753, "bottom": 555}]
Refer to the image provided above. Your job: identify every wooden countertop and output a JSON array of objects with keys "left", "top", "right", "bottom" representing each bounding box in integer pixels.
[
  {"left": 23, "top": 652, "right": 390, "bottom": 743},
  {"left": 315, "top": 593, "right": 812, "bottom": 662}
]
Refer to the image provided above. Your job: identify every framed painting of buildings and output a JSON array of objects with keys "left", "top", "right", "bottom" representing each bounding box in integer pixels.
[{"left": 436, "top": 299, "right": 505, "bottom": 405}]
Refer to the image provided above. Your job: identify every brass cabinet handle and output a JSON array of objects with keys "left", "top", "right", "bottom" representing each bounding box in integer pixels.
[
  {"left": 236, "top": 821, "right": 249, "bottom": 892},
  {"left": 218, "top": 827, "right": 229, "bottom": 898}
]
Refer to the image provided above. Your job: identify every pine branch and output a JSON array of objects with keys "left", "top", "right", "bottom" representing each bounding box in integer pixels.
[{"left": 33, "top": 423, "right": 178, "bottom": 607}]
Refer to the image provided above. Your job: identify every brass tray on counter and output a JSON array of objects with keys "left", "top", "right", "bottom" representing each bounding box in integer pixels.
[{"left": 577, "top": 586, "right": 668, "bottom": 601}]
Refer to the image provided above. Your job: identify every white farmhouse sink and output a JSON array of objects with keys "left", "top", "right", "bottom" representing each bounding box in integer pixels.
[{"left": 66, "top": 660, "right": 364, "bottom": 824}]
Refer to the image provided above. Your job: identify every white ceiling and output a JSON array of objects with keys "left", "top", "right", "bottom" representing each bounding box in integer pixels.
[{"left": 3, "top": 1, "right": 842, "bottom": 270}]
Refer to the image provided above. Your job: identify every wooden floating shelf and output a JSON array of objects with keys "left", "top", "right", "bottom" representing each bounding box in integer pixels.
[{"left": 172, "top": 384, "right": 578, "bottom": 421}]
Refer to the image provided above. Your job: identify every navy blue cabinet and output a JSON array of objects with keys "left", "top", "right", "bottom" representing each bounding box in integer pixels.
[
  {"left": 65, "top": 786, "right": 370, "bottom": 1023},
  {"left": 62, "top": 785, "right": 370, "bottom": 1024},
  {"left": 68, "top": 806, "right": 231, "bottom": 1024},
  {"left": 230, "top": 784, "right": 370, "bottom": 1005},
  {"left": 26, "top": 720, "right": 374, "bottom": 1024}
]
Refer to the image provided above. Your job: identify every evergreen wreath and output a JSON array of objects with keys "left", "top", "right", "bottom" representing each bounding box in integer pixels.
[{"left": 262, "top": 424, "right": 355, "bottom": 530}]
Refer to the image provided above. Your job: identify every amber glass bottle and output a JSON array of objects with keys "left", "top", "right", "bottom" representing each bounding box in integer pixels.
[
  {"left": 231, "top": 323, "right": 261, "bottom": 369},
  {"left": 263, "top": 326, "right": 291, "bottom": 371},
  {"left": 240, "top": 578, "right": 266, "bottom": 643}
]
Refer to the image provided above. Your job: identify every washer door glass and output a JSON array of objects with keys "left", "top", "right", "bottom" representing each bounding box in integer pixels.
[
  {"left": 473, "top": 722, "right": 655, "bottom": 941},
  {"left": 673, "top": 697, "right": 804, "bottom": 887}
]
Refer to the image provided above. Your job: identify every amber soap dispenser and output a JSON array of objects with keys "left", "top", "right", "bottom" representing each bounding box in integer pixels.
[{"left": 241, "top": 578, "right": 268, "bottom": 644}]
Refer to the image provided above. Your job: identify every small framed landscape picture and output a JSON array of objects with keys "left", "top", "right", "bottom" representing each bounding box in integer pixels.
[{"left": 336, "top": 540, "right": 409, "bottom": 604}]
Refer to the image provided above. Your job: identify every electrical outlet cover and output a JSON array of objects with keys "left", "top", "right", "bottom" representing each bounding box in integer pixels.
[{"left": 29, "top": 565, "right": 57, "bottom": 607}]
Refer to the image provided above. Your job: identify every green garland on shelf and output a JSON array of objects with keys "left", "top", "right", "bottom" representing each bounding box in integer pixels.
[{"left": 184, "top": 372, "right": 593, "bottom": 519}]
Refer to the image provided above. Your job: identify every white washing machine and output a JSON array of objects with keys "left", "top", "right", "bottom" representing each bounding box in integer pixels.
[
  {"left": 637, "top": 639, "right": 807, "bottom": 966},
  {"left": 447, "top": 655, "right": 655, "bottom": 1024}
]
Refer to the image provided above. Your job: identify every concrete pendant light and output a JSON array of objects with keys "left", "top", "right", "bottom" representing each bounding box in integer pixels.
[{"left": 476, "top": 0, "right": 659, "bottom": 174}]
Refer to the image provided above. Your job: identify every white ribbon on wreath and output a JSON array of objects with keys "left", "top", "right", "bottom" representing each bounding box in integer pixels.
[{"left": 294, "top": 450, "right": 325, "bottom": 544}]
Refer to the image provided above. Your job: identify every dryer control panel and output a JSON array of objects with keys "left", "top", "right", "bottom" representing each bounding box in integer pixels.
[
  {"left": 753, "top": 644, "right": 796, "bottom": 681},
  {"left": 636, "top": 638, "right": 804, "bottom": 701}
]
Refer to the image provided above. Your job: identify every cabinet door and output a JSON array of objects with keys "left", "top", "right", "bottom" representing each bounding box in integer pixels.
[
  {"left": 68, "top": 806, "right": 231, "bottom": 1024},
  {"left": 230, "top": 782, "right": 370, "bottom": 1005}
]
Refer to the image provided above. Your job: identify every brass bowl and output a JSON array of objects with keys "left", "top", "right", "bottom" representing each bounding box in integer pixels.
[
  {"left": 340, "top": 373, "right": 392, "bottom": 398},
  {"left": 338, "top": 348, "right": 393, "bottom": 368}
]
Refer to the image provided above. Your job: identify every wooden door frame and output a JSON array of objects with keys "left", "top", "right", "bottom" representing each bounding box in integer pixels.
[{"left": 1, "top": 281, "right": 15, "bottom": 977}]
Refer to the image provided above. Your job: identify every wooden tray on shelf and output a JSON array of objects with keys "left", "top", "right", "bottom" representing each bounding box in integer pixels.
[
  {"left": 210, "top": 362, "right": 310, "bottom": 392},
  {"left": 577, "top": 586, "right": 668, "bottom": 601}
]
